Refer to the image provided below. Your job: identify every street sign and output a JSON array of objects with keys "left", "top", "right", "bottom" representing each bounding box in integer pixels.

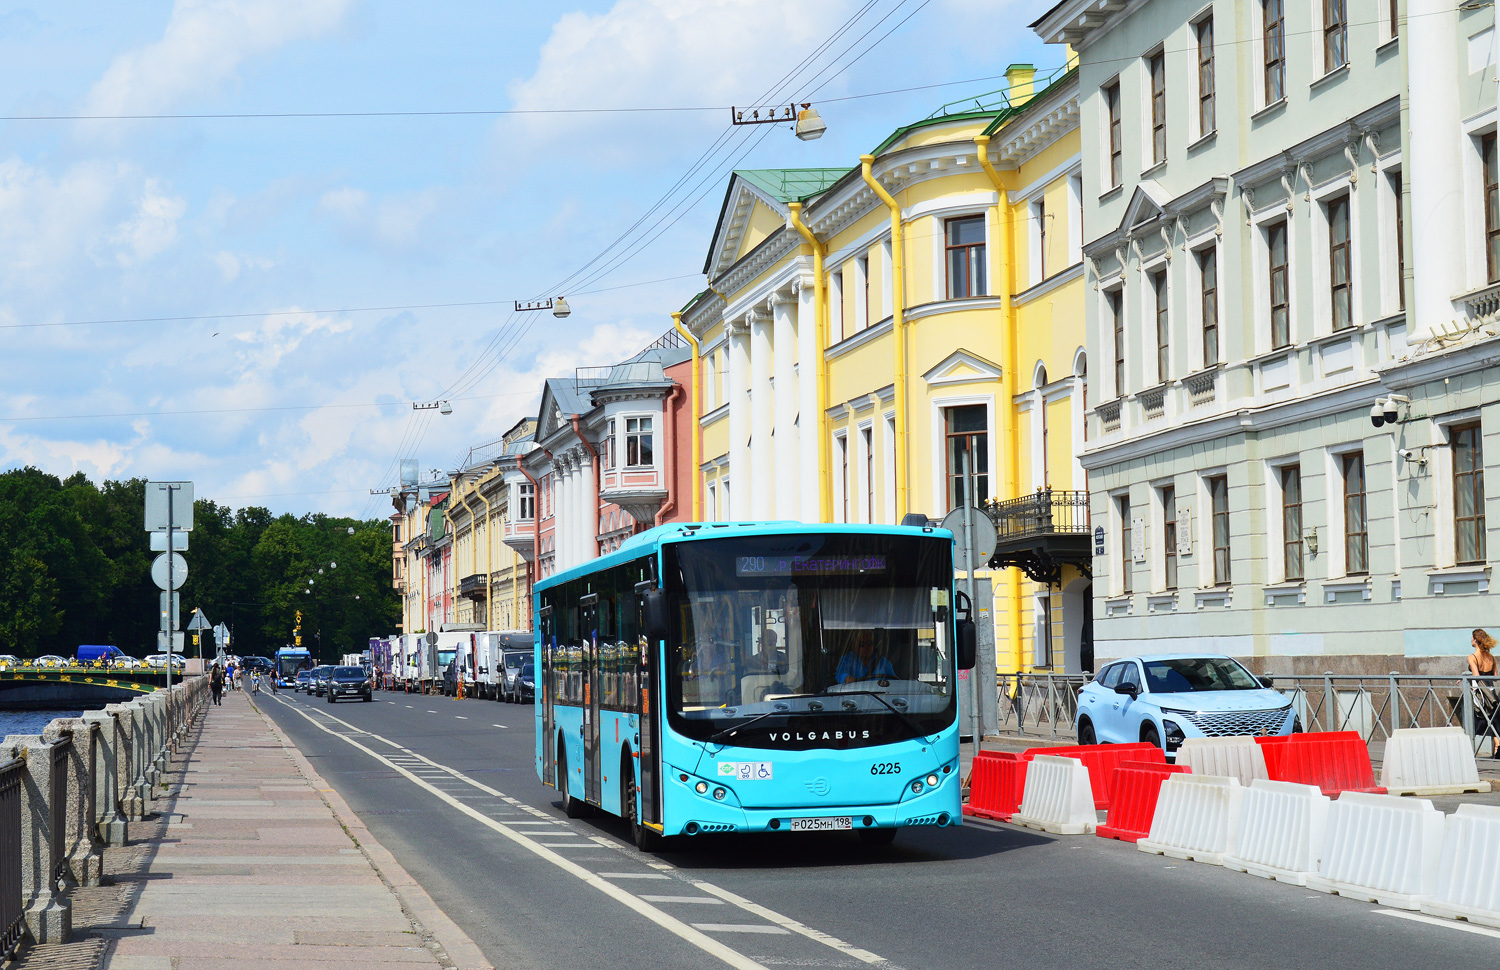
[
  {"left": 157, "top": 631, "right": 185, "bottom": 654},
  {"left": 426, "top": 631, "right": 438, "bottom": 646},
  {"left": 151, "top": 553, "right": 188, "bottom": 591},
  {"left": 186, "top": 610, "right": 211, "bottom": 632},
  {"left": 940, "top": 506, "right": 997, "bottom": 571},
  {"left": 159, "top": 591, "right": 179, "bottom": 629},
  {"left": 144, "top": 482, "right": 194, "bottom": 532},
  {"left": 1094, "top": 525, "right": 1105, "bottom": 556},
  {"left": 150, "top": 532, "right": 189, "bottom": 552}
]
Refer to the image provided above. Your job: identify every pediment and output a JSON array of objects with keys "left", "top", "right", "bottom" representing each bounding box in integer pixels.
[
  {"left": 923, "top": 349, "right": 1003, "bottom": 386},
  {"left": 704, "top": 175, "right": 789, "bottom": 279},
  {"left": 1120, "top": 181, "right": 1171, "bottom": 233},
  {"left": 535, "top": 385, "right": 564, "bottom": 440}
]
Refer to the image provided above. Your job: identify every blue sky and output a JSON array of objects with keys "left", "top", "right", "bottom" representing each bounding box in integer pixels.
[{"left": 0, "top": 0, "right": 1053, "bottom": 519}]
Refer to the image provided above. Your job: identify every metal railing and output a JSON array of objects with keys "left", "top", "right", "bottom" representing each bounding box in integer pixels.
[
  {"left": 984, "top": 489, "right": 1091, "bottom": 542},
  {"left": 993, "top": 671, "right": 1500, "bottom": 757},
  {"left": 0, "top": 759, "right": 23, "bottom": 957},
  {"left": 49, "top": 740, "right": 69, "bottom": 888}
]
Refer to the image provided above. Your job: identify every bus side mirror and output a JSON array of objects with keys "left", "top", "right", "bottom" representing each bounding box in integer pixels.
[
  {"left": 957, "top": 619, "right": 977, "bottom": 671},
  {"left": 642, "top": 589, "right": 670, "bottom": 643}
]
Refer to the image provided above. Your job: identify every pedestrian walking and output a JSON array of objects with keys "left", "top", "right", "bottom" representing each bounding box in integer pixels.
[
  {"left": 226, "top": 661, "right": 236, "bottom": 690},
  {"left": 1470, "top": 629, "right": 1499, "bottom": 757},
  {"left": 210, "top": 663, "right": 224, "bottom": 706}
]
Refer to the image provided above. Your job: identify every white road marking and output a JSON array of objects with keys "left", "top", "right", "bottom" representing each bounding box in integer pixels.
[
  {"left": 640, "top": 896, "right": 725, "bottom": 905},
  {"left": 691, "top": 881, "right": 888, "bottom": 964},
  {"left": 539, "top": 842, "right": 595, "bottom": 848},
  {"left": 455, "top": 715, "right": 468, "bottom": 719},
  {"left": 1374, "top": 909, "right": 1500, "bottom": 940},
  {"left": 693, "top": 925, "right": 791, "bottom": 935},
  {"left": 599, "top": 873, "right": 671, "bottom": 880},
  {"left": 265, "top": 694, "right": 773, "bottom": 970}
]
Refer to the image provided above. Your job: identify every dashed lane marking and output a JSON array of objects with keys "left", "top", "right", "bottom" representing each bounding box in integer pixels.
[
  {"left": 693, "top": 925, "right": 792, "bottom": 935},
  {"left": 599, "top": 873, "right": 671, "bottom": 880},
  {"left": 640, "top": 896, "right": 726, "bottom": 905}
]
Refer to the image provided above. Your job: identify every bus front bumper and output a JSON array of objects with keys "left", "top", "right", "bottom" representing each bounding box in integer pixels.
[{"left": 664, "top": 768, "right": 962, "bottom": 836}]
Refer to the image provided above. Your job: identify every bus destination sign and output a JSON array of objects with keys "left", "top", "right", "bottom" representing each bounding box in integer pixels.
[{"left": 736, "top": 554, "right": 888, "bottom": 577}]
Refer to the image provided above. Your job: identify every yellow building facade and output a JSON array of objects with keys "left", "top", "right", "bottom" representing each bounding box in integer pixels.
[{"left": 684, "top": 65, "right": 1094, "bottom": 674}]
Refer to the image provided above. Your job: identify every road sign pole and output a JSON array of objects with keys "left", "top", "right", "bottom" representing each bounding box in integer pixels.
[
  {"left": 165, "top": 486, "right": 174, "bottom": 697},
  {"left": 963, "top": 448, "right": 981, "bottom": 768}
]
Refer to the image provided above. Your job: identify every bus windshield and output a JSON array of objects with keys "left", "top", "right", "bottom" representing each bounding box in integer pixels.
[{"left": 664, "top": 533, "right": 955, "bottom": 746}]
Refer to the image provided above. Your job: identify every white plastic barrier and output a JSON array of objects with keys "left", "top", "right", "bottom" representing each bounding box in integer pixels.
[
  {"left": 1380, "top": 726, "right": 1492, "bottom": 796},
  {"left": 1420, "top": 804, "right": 1500, "bottom": 927},
  {"left": 1013, "top": 755, "right": 1096, "bottom": 835},
  {"left": 1176, "top": 736, "right": 1268, "bottom": 788},
  {"left": 1305, "top": 792, "right": 1444, "bottom": 909},
  {"left": 1221, "top": 780, "right": 1330, "bottom": 886},
  {"left": 1138, "top": 774, "right": 1243, "bottom": 866}
]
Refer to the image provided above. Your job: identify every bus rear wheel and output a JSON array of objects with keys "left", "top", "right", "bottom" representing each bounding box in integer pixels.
[{"left": 622, "top": 764, "right": 660, "bottom": 852}]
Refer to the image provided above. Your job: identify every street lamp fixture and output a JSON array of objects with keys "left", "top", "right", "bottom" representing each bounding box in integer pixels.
[
  {"left": 729, "top": 102, "right": 827, "bottom": 141},
  {"left": 412, "top": 400, "right": 453, "bottom": 414},
  {"left": 516, "top": 298, "right": 571, "bottom": 319}
]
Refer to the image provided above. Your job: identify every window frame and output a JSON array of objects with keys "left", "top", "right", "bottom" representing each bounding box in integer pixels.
[
  {"left": 1148, "top": 50, "right": 1167, "bottom": 166},
  {"left": 1342, "top": 451, "right": 1368, "bottom": 576},
  {"left": 624, "top": 415, "right": 655, "bottom": 468},
  {"left": 1161, "top": 484, "right": 1178, "bottom": 592},
  {"left": 943, "top": 404, "right": 990, "bottom": 512},
  {"left": 1484, "top": 133, "right": 1499, "bottom": 286},
  {"left": 1108, "top": 286, "right": 1126, "bottom": 398},
  {"left": 1327, "top": 194, "right": 1353, "bottom": 332},
  {"left": 1104, "top": 80, "right": 1123, "bottom": 188},
  {"left": 1263, "top": 0, "right": 1286, "bottom": 105},
  {"left": 1280, "top": 465, "right": 1304, "bottom": 582},
  {"left": 1199, "top": 245, "right": 1219, "bottom": 367},
  {"left": 1267, "top": 219, "right": 1291, "bottom": 350},
  {"left": 1208, "top": 474, "right": 1230, "bottom": 586},
  {"left": 1453, "top": 422, "right": 1487, "bottom": 566},
  {"left": 944, "top": 214, "right": 988, "bottom": 299},
  {"left": 1152, "top": 268, "right": 1170, "bottom": 384},
  {"left": 1323, "top": 0, "right": 1348, "bottom": 73},
  {"left": 1195, "top": 14, "right": 1216, "bottom": 138},
  {"left": 1118, "top": 494, "right": 1134, "bottom": 595}
]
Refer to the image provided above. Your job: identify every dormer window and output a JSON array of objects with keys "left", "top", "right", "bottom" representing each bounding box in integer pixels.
[{"left": 626, "top": 416, "right": 654, "bottom": 467}]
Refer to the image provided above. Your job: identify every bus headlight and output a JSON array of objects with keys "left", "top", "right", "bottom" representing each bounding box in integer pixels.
[
  {"left": 910, "top": 780, "right": 924, "bottom": 794},
  {"left": 713, "top": 787, "right": 726, "bottom": 800},
  {"left": 925, "top": 773, "right": 940, "bottom": 787},
  {"left": 695, "top": 781, "right": 708, "bottom": 794}
]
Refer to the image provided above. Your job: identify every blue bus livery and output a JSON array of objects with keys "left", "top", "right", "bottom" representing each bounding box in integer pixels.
[{"left": 535, "top": 521, "right": 976, "bottom": 849}]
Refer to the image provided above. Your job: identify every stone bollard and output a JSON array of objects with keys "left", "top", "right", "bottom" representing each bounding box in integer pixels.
[
  {"left": 105, "top": 705, "right": 148, "bottom": 820},
  {"left": 145, "top": 696, "right": 166, "bottom": 782},
  {"left": 3, "top": 736, "right": 71, "bottom": 944},
  {"left": 80, "top": 712, "right": 127, "bottom": 846},
  {"left": 43, "top": 719, "right": 103, "bottom": 887}
]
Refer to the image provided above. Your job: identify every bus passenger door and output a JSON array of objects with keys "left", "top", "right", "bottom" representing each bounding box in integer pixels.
[
  {"left": 540, "top": 607, "right": 555, "bottom": 788},
  {"left": 581, "top": 595, "right": 601, "bottom": 805},
  {"left": 639, "top": 626, "right": 662, "bottom": 828}
]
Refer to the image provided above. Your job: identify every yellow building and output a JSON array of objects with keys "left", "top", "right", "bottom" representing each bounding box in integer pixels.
[
  {"left": 683, "top": 64, "right": 1093, "bottom": 674},
  {"left": 445, "top": 419, "right": 537, "bottom": 632}
]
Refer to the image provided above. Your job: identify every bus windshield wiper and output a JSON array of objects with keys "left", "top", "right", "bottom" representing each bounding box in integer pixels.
[
  {"left": 707, "top": 709, "right": 784, "bottom": 744},
  {"left": 831, "top": 690, "right": 929, "bottom": 738}
]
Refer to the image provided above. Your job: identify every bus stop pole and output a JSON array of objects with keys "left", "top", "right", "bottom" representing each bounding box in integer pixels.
[{"left": 963, "top": 449, "right": 981, "bottom": 767}]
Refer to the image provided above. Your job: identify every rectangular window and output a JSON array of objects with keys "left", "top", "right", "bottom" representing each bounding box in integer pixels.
[
  {"left": 603, "top": 417, "right": 616, "bottom": 470},
  {"left": 1149, "top": 51, "right": 1167, "bottom": 165},
  {"left": 1264, "top": 0, "right": 1285, "bottom": 104},
  {"left": 1391, "top": 169, "right": 1406, "bottom": 310},
  {"left": 838, "top": 434, "right": 849, "bottom": 522},
  {"left": 859, "top": 255, "right": 872, "bottom": 326},
  {"left": 1209, "top": 475, "right": 1230, "bottom": 585},
  {"left": 862, "top": 427, "right": 874, "bottom": 523},
  {"left": 1119, "top": 496, "right": 1133, "bottom": 595},
  {"left": 1162, "top": 486, "right": 1178, "bottom": 591},
  {"left": 625, "top": 416, "right": 654, "bottom": 467},
  {"left": 1035, "top": 593, "right": 1053, "bottom": 667},
  {"left": 1109, "top": 288, "right": 1126, "bottom": 396},
  {"left": 518, "top": 484, "right": 535, "bottom": 521},
  {"left": 945, "top": 215, "right": 987, "bottom": 298},
  {"left": 1454, "top": 423, "right": 1487, "bottom": 565},
  {"left": 1035, "top": 200, "right": 1047, "bottom": 281},
  {"left": 1153, "top": 269, "right": 1169, "bottom": 382},
  {"left": 1105, "top": 81, "right": 1122, "bottom": 188},
  {"left": 1328, "top": 195, "right": 1352, "bottom": 331},
  {"left": 1485, "top": 134, "right": 1499, "bottom": 285},
  {"left": 705, "top": 483, "right": 717, "bottom": 522},
  {"left": 1343, "top": 453, "right": 1368, "bottom": 575},
  {"left": 1282, "top": 466, "right": 1303, "bottom": 581},
  {"left": 1268, "top": 220, "right": 1290, "bottom": 349},
  {"left": 1200, "top": 247, "right": 1219, "bottom": 366},
  {"left": 1324, "top": 0, "right": 1348, "bottom": 72},
  {"left": 1197, "top": 16, "right": 1215, "bottom": 136},
  {"left": 944, "top": 405, "right": 989, "bottom": 510}
]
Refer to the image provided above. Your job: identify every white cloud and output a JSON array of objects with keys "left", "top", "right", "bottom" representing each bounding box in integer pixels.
[
  {"left": 82, "top": 0, "right": 358, "bottom": 118},
  {"left": 316, "top": 184, "right": 445, "bottom": 251},
  {"left": 111, "top": 179, "right": 187, "bottom": 266}
]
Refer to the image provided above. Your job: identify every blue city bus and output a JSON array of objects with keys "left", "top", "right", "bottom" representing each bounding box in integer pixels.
[
  {"left": 275, "top": 646, "right": 312, "bottom": 687},
  {"left": 534, "top": 521, "right": 976, "bottom": 850}
]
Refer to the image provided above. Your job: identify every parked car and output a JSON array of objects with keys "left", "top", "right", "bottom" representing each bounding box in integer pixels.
[
  {"left": 0, "top": 656, "right": 18, "bottom": 669},
  {"left": 500, "top": 649, "right": 530, "bottom": 703},
  {"left": 515, "top": 662, "right": 534, "bottom": 703},
  {"left": 77, "top": 644, "right": 130, "bottom": 667},
  {"left": 33, "top": 655, "right": 67, "bottom": 668},
  {"left": 1075, "top": 654, "right": 1296, "bottom": 758},
  {"left": 308, "top": 665, "right": 334, "bottom": 697},
  {"left": 294, "top": 670, "right": 312, "bottom": 692},
  {"left": 144, "top": 654, "right": 187, "bottom": 670},
  {"left": 326, "top": 666, "right": 372, "bottom": 703}
]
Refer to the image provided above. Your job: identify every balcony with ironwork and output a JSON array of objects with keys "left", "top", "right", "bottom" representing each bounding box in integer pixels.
[
  {"left": 982, "top": 488, "right": 1092, "bottom": 586},
  {"left": 458, "top": 573, "right": 489, "bottom": 602}
]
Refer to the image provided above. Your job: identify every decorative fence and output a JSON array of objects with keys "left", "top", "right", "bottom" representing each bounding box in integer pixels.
[
  {"left": 48, "top": 740, "right": 68, "bottom": 888},
  {"left": 996, "top": 672, "right": 1500, "bottom": 756},
  {"left": 0, "top": 760, "right": 23, "bottom": 957}
]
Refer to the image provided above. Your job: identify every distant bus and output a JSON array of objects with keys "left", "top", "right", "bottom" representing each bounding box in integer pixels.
[
  {"left": 275, "top": 647, "right": 313, "bottom": 685},
  {"left": 535, "top": 522, "right": 975, "bottom": 850}
]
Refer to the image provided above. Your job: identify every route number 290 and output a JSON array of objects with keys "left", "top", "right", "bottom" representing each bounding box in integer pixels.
[{"left": 869, "top": 762, "right": 900, "bottom": 776}]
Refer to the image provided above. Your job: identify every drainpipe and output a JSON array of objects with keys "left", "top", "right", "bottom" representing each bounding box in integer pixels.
[
  {"left": 520, "top": 449, "right": 548, "bottom": 583},
  {"left": 976, "top": 133, "right": 1024, "bottom": 677},
  {"left": 656, "top": 383, "right": 686, "bottom": 526},
  {"left": 476, "top": 484, "right": 493, "bottom": 631},
  {"left": 671, "top": 311, "right": 702, "bottom": 521},
  {"left": 571, "top": 416, "right": 600, "bottom": 561},
  {"left": 786, "top": 201, "right": 832, "bottom": 521},
  {"left": 859, "top": 156, "right": 909, "bottom": 521}
]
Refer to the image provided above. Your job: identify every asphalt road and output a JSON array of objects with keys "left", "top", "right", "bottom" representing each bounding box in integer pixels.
[{"left": 255, "top": 686, "right": 1500, "bottom": 970}]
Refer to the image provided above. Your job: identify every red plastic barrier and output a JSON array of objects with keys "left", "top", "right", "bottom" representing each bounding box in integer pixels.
[
  {"left": 1021, "top": 743, "right": 1166, "bottom": 810},
  {"left": 1261, "top": 732, "right": 1384, "bottom": 796},
  {"left": 1096, "top": 761, "right": 1192, "bottom": 843},
  {"left": 964, "top": 751, "right": 1029, "bottom": 822}
]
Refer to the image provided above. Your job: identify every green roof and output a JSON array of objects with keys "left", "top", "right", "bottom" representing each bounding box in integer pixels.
[
  {"left": 735, "top": 168, "right": 849, "bottom": 203},
  {"left": 868, "top": 64, "right": 1077, "bottom": 155}
]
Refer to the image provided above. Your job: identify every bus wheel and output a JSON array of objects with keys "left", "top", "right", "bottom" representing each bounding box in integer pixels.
[
  {"left": 623, "top": 764, "right": 660, "bottom": 852},
  {"left": 559, "top": 741, "right": 589, "bottom": 819}
]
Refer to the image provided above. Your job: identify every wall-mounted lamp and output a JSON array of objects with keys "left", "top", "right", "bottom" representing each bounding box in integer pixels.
[{"left": 1302, "top": 527, "right": 1319, "bottom": 556}]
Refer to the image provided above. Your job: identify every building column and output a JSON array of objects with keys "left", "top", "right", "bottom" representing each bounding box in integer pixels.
[
  {"left": 772, "top": 289, "right": 799, "bottom": 520},
  {"left": 580, "top": 450, "right": 596, "bottom": 563},
  {"left": 750, "top": 305, "right": 774, "bottom": 519},
  {"left": 556, "top": 461, "right": 570, "bottom": 571},
  {"left": 728, "top": 318, "right": 751, "bottom": 519},
  {"left": 1407, "top": 0, "right": 1466, "bottom": 338},
  {"left": 797, "top": 278, "right": 820, "bottom": 521}
]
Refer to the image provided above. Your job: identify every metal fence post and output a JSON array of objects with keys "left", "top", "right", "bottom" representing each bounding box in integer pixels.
[
  {"left": 1324, "top": 673, "right": 1336, "bottom": 732},
  {"left": 1389, "top": 672, "right": 1400, "bottom": 738},
  {"left": 1463, "top": 673, "right": 1476, "bottom": 751}
]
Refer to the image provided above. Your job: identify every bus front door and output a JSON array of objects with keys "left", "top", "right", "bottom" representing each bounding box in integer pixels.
[
  {"left": 581, "top": 596, "right": 600, "bottom": 805},
  {"left": 639, "top": 630, "right": 662, "bottom": 828},
  {"left": 540, "top": 607, "right": 555, "bottom": 788}
]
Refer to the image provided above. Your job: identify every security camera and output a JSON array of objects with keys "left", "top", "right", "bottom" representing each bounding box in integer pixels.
[
  {"left": 1398, "top": 448, "right": 1413, "bottom": 461},
  {"left": 1370, "top": 402, "right": 1386, "bottom": 428},
  {"left": 1383, "top": 403, "right": 1399, "bottom": 425}
]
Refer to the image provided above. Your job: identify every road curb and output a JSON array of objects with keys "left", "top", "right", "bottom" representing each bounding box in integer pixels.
[{"left": 251, "top": 695, "right": 494, "bottom": 970}]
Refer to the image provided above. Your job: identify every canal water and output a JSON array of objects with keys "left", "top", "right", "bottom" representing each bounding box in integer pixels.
[{"left": 0, "top": 709, "right": 90, "bottom": 737}]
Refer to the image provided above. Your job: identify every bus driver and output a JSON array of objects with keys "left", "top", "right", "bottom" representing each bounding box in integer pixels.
[{"left": 836, "top": 632, "right": 895, "bottom": 684}]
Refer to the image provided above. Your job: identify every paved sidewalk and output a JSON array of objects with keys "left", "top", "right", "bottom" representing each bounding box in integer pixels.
[{"left": 16, "top": 689, "right": 491, "bottom": 970}]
